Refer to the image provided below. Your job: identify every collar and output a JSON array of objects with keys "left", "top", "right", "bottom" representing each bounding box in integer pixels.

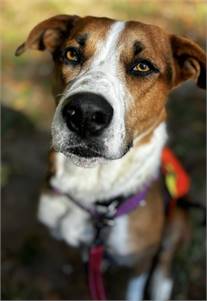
[{"left": 52, "top": 184, "right": 149, "bottom": 222}]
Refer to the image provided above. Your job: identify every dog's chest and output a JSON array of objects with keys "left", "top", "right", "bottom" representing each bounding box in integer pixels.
[{"left": 48, "top": 156, "right": 136, "bottom": 255}]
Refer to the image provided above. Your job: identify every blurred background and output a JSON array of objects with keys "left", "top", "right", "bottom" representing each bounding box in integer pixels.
[{"left": 1, "top": 0, "right": 206, "bottom": 299}]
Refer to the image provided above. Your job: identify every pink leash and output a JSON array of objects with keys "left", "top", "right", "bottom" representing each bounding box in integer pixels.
[
  {"left": 89, "top": 245, "right": 107, "bottom": 300},
  {"left": 87, "top": 187, "right": 149, "bottom": 300}
]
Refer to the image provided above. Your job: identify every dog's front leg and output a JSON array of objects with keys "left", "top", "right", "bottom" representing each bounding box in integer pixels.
[
  {"left": 38, "top": 192, "right": 94, "bottom": 247},
  {"left": 38, "top": 192, "right": 70, "bottom": 237},
  {"left": 59, "top": 205, "right": 94, "bottom": 247},
  {"left": 126, "top": 273, "right": 149, "bottom": 301}
]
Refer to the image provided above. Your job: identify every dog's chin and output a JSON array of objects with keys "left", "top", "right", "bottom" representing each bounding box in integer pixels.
[
  {"left": 57, "top": 146, "right": 107, "bottom": 168},
  {"left": 62, "top": 151, "right": 106, "bottom": 168}
]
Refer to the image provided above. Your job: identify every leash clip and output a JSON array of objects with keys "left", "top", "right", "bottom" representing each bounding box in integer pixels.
[{"left": 95, "top": 200, "right": 119, "bottom": 219}]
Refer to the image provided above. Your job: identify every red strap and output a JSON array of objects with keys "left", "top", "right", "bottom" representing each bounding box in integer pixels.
[
  {"left": 161, "top": 147, "right": 191, "bottom": 217},
  {"left": 88, "top": 245, "right": 107, "bottom": 300},
  {"left": 162, "top": 147, "right": 190, "bottom": 199}
]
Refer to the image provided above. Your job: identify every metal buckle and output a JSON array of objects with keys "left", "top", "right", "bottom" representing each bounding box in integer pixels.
[{"left": 95, "top": 200, "right": 119, "bottom": 220}]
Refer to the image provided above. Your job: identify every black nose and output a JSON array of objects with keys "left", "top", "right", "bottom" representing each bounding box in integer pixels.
[{"left": 62, "top": 92, "right": 113, "bottom": 138}]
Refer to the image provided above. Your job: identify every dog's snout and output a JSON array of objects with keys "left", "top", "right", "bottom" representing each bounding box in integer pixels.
[{"left": 62, "top": 92, "right": 113, "bottom": 138}]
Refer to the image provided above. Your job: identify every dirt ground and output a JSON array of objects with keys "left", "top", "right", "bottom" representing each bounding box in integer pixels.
[{"left": 1, "top": 0, "right": 206, "bottom": 300}]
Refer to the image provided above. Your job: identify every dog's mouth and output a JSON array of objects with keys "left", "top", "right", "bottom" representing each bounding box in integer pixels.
[
  {"left": 64, "top": 145, "right": 103, "bottom": 159},
  {"left": 58, "top": 145, "right": 106, "bottom": 168}
]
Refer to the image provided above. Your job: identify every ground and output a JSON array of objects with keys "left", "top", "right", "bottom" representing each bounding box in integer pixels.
[{"left": 1, "top": 0, "right": 206, "bottom": 300}]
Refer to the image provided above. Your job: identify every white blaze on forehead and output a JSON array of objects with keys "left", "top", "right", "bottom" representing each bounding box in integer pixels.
[
  {"left": 88, "top": 21, "right": 128, "bottom": 156},
  {"left": 92, "top": 21, "right": 126, "bottom": 67}
]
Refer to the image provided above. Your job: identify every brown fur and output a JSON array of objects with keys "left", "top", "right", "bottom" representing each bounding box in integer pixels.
[
  {"left": 61, "top": 17, "right": 113, "bottom": 85},
  {"left": 149, "top": 207, "right": 191, "bottom": 288},
  {"left": 128, "top": 181, "right": 165, "bottom": 273}
]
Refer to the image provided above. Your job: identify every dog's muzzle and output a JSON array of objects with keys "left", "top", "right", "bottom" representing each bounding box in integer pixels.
[{"left": 59, "top": 92, "right": 114, "bottom": 159}]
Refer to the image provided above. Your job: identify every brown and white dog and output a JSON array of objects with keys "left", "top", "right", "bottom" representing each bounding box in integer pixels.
[{"left": 16, "top": 15, "right": 206, "bottom": 300}]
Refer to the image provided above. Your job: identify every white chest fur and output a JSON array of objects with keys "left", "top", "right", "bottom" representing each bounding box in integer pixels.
[{"left": 38, "top": 123, "right": 167, "bottom": 255}]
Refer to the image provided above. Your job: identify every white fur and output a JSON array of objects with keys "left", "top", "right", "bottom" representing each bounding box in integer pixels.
[
  {"left": 126, "top": 273, "right": 148, "bottom": 301},
  {"left": 51, "top": 21, "right": 131, "bottom": 161},
  {"left": 39, "top": 122, "right": 167, "bottom": 253},
  {"left": 107, "top": 215, "right": 130, "bottom": 256},
  {"left": 59, "top": 206, "right": 94, "bottom": 247},
  {"left": 38, "top": 193, "right": 94, "bottom": 246},
  {"left": 151, "top": 267, "right": 173, "bottom": 301},
  {"left": 38, "top": 193, "right": 70, "bottom": 229}
]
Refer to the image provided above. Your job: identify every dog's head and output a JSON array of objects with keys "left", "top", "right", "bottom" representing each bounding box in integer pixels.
[{"left": 16, "top": 15, "right": 206, "bottom": 166}]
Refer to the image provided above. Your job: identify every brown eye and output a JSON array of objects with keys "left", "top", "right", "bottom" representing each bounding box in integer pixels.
[
  {"left": 130, "top": 60, "right": 159, "bottom": 77},
  {"left": 64, "top": 47, "right": 81, "bottom": 64},
  {"left": 133, "top": 62, "right": 150, "bottom": 72}
]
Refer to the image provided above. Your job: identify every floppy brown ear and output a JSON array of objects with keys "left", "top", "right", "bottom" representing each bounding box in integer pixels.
[
  {"left": 15, "top": 14, "right": 79, "bottom": 56},
  {"left": 170, "top": 35, "right": 206, "bottom": 89}
]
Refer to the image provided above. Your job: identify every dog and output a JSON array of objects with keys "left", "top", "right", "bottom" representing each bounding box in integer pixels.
[{"left": 16, "top": 15, "right": 206, "bottom": 300}]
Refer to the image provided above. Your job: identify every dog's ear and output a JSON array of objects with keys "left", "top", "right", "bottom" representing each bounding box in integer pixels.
[
  {"left": 15, "top": 14, "right": 79, "bottom": 56},
  {"left": 170, "top": 35, "right": 206, "bottom": 89}
]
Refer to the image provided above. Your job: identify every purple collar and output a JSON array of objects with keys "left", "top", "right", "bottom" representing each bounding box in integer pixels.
[
  {"left": 115, "top": 186, "right": 148, "bottom": 217},
  {"left": 52, "top": 185, "right": 148, "bottom": 221}
]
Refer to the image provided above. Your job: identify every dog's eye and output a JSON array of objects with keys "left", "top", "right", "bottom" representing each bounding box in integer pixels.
[
  {"left": 130, "top": 60, "right": 159, "bottom": 77},
  {"left": 133, "top": 62, "right": 150, "bottom": 73},
  {"left": 63, "top": 47, "right": 81, "bottom": 65}
]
